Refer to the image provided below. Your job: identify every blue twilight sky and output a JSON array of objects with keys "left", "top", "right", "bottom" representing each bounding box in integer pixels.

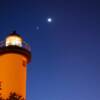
[{"left": 0, "top": 0, "right": 99, "bottom": 100}]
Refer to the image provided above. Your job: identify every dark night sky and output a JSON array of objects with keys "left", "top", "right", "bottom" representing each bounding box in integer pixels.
[{"left": 0, "top": 0, "right": 99, "bottom": 100}]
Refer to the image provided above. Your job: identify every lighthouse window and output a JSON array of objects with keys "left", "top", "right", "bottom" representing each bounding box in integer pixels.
[
  {"left": 22, "top": 60, "right": 26, "bottom": 67},
  {"left": 6, "top": 36, "right": 22, "bottom": 47}
]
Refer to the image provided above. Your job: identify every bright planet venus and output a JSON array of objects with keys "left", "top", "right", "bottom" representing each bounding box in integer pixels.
[{"left": 47, "top": 18, "right": 52, "bottom": 23}]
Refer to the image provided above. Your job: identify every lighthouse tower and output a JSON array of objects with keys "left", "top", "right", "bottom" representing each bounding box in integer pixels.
[{"left": 0, "top": 31, "right": 31, "bottom": 99}]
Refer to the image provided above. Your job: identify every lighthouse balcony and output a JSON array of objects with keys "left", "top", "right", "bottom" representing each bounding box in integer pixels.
[
  {"left": 0, "top": 40, "right": 31, "bottom": 63},
  {"left": 0, "top": 40, "right": 31, "bottom": 51}
]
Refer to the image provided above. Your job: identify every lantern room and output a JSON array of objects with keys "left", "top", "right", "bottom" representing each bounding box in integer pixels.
[{"left": 5, "top": 31, "right": 23, "bottom": 47}]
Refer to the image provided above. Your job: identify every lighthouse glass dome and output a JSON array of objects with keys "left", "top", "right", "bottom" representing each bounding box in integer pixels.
[{"left": 6, "top": 36, "right": 22, "bottom": 47}]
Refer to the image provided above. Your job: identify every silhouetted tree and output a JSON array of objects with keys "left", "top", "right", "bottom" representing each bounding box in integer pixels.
[
  {"left": 0, "top": 92, "right": 25, "bottom": 100},
  {"left": 7, "top": 92, "right": 25, "bottom": 100},
  {"left": 0, "top": 96, "right": 4, "bottom": 100}
]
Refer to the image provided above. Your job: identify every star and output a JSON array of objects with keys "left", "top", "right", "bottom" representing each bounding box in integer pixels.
[{"left": 36, "top": 26, "right": 39, "bottom": 30}]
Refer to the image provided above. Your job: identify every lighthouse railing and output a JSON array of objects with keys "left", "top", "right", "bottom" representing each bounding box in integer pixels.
[
  {"left": 0, "top": 40, "right": 31, "bottom": 52},
  {"left": 22, "top": 41, "right": 31, "bottom": 51},
  {"left": 0, "top": 41, "right": 5, "bottom": 48}
]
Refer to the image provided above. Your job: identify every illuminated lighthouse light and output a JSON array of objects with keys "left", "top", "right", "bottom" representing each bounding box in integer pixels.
[{"left": 6, "top": 36, "right": 22, "bottom": 47}]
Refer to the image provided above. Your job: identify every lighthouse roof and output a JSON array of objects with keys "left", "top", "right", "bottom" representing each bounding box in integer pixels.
[{"left": 8, "top": 31, "right": 22, "bottom": 38}]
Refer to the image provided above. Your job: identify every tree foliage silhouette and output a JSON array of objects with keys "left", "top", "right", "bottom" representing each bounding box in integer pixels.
[{"left": 0, "top": 92, "right": 25, "bottom": 100}]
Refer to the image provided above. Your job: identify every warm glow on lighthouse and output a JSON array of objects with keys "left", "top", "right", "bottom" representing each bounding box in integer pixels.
[{"left": 0, "top": 31, "right": 31, "bottom": 99}]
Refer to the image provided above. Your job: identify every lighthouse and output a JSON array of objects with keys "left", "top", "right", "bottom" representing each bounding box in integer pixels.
[{"left": 0, "top": 31, "right": 31, "bottom": 99}]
